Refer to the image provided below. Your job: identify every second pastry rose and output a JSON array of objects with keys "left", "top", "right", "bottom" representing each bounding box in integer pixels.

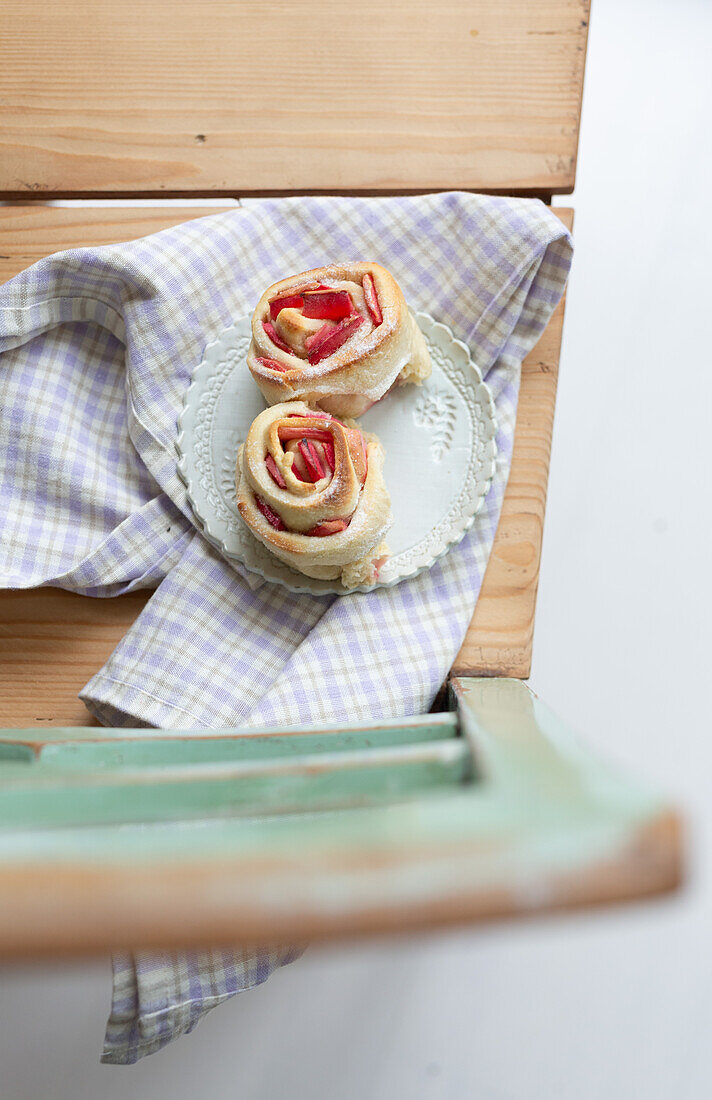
[{"left": 236, "top": 402, "right": 391, "bottom": 589}]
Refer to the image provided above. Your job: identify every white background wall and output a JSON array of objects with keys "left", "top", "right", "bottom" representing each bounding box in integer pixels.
[{"left": 1, "top": 0, "right": 710, "bottom": 1095}]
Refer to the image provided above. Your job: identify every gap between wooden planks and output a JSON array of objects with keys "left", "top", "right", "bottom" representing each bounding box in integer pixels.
[{"left": 0, "top": 205, "right": 572, "bottom": 726}]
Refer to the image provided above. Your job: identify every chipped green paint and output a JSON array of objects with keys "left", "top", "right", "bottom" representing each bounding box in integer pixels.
[
  {"left": 0, "top": 713, "right": 468, "bottom": 827},
  {"left": 0, "top": 713, "right": 458, "bottom": 769},
  {"left": 0, "top": 679, "right": 668, "bottom": 854},
  {"left": 0, "top": 679, "right": 681, "bottom": 954},
  {"left": 0, "top": 740, "right": 472, "bottom": 828}
]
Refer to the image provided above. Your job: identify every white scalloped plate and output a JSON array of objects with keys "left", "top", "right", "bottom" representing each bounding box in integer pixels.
[{"left": 177, "top": 312, "right": 497, "bottom": 595}]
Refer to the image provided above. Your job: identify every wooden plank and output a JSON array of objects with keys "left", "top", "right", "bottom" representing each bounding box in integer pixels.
[
  {"left": 0, "top": 712, "right": 459, "bottom": 761},
  {"left": 453, "top": 206, "right": 573, "bottom": 677},
  {"left": 0, "top": 1, "right": 589, "bottom": 197},
  {"left": 0, "top": 680, "right": 681, "bottom": 959},
  {"left": 0, "top": 205, "right": 571, "bottom": 725},
  {"left": 0, "top": 740, "right": 472, "bottom": 827},
  {"left": 0, "top": 205, "right": 228, "bottom": 278},
  {"left": 0, "top": 588, "right": 150, "bottom": 727}
]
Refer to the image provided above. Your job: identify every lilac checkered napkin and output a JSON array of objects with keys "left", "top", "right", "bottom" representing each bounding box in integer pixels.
[{"left": 0, "top": 193, "right": 572, "bottom": 1062}]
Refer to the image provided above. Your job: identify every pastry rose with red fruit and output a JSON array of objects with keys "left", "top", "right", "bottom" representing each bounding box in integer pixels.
[
  {"left": 247, "top": 262, "right": 431, "bottom": 418},
  {"left": 235, "top": 401, "right": 391, "bottom": 588}
]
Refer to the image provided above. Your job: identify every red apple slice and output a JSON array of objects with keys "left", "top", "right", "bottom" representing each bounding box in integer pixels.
[
  {"left": 305, "top": 322, "right": 336, "bottom": 352},
  {"left": 288, "top": 411, "right": 333, "bottom": 421},
  {"left": 278, "top": 425, "right": 333, "bottom": 443},
  {"left": 322, "top": 439, "right": 336, "bottom": 473},
  {"left": 302, "top": 290, "right": 353, "bottom": 321},
  {"left": 362, "top": 273, "right": 383, "bottom": 325},
  {"left": 256, "top": 356, "right": 289, "bottom": 373},
  {"left": 307, "top": 315, "right": 364, "bottom": 365},
  {"left": 269, "top": 294, "right": 304, "bottom": 320},
  {"left": 264, "top": 453, "right": 287, "bottom": 489},
  {"left": 254, "top": 494, "right": 285, "bottom": 530},
  {"left": 299, "top": 439, "right": 326, "bottom": 481},
  {"left": 262, "top": 320, "right": 292, "bottom": 353},
  {"left": 307, "top": 519, "right": 350, "bottom": 536}
]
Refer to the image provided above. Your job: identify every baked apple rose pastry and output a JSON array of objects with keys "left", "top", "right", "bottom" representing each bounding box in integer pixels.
[
  {"left": 236, "top": 402, "right": 391, "bottom": 588},
  {"left": 247, "top": 263, "right": 431, "bottom": 417}
]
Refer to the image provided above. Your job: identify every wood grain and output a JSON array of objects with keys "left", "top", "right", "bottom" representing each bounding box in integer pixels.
[
  {"left": 454, "top": 212, "right": 572, "bottom": 677},
  {"left": 0, "top": 205, "right": 571, "bottom": 725},
  {"left": 0, "top": 1, "right": 589, "bottom": 197}
]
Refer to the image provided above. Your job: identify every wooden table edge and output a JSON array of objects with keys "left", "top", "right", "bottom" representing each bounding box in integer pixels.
[{"left": 453, "top": 206, "right": 573, "bottom": 679}]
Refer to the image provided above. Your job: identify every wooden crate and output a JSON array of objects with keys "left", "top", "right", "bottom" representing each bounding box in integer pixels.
[{"left": 0, "top": 0, "right": 683, "bottom": 954}]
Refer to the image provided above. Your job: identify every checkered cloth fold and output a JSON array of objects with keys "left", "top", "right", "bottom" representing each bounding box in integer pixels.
[
  {"left": 0, "top": 193, "right": 571, "bottom": 1062},
  {"left": 102, "top": 945, "right": 305, "bottom": 1064}
]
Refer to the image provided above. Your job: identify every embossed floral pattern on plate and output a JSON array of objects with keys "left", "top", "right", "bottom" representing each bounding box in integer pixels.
[
  {"left": 413, "top": 389, "right": 459, "bottom": 461},
  {"left": 177, "top": 312, "right": 497, "bottom": 595}
]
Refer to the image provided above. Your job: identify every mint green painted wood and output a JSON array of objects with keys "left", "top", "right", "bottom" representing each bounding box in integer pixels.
[
  {"left": 0, "top": 682, "right": 670, "bottom": 852},
  {"left": 0, "top": 743, "right": 35, "bottom": 764},
  {"left": 0, "top": 680, "right": 681, "bottom": 955},
  {"left": 0, "top": 740, "right": 472, "bottom": 828},
  {"left": 0, "top": 713, "right": 457, "bottom": 770},
  {"left": 452, "top": 678, "right": 663, "bottom": 820},
  {"left": 0, "top": 713, "right": 456, "bottom": 746},
  {"left": 0, "top": 714, "right": 467, "bottom": 828}
]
